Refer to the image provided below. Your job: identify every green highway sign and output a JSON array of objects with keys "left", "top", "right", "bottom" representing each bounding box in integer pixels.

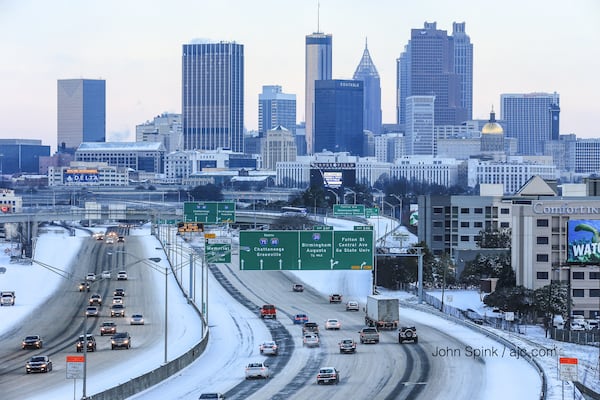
[
  {"left": 365, "top": 207, "right": 379, "bottom": 217},
  {"left": 312, "top": 225, "right": 333, "bottom": 230},
  {"left": 205, "top": 240, "right": 231, "bottom": 264},
  {"left": 183, "top": 201, "right": 236, "bottom": 223},
  {"left": 354, "top": 225, "right": 373, "bottom": 231},
  {"left": 239, "top": 229, "right": 373, "bottom": 271},
  {"left": 333, "top": 204, "right": 366, "bottom": 217}
]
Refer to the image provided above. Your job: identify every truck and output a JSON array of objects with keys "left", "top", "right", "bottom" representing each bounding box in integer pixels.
[
  {"left": 364, "top": 295, "right": 399, "bottom": 330},
  {"left": 1, "top": 291, "right": 15, "bottom": 306}
]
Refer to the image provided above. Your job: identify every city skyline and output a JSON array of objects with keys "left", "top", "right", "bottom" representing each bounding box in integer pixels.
[{"left": 0, "top": 0, "right": 598, "bottom": 152}]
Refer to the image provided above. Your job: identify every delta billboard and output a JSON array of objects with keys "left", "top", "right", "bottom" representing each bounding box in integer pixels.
[{"left": 567, "top": 219, "right": 600, "bottom": 264}]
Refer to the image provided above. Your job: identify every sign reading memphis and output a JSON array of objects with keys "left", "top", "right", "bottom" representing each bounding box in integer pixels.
[{"left": 567, "top": 219, "right": 600, "bottom": 264}]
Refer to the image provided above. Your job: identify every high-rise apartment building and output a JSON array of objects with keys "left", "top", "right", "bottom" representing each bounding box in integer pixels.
[
  {"left": 397, "top": 22, "right": 469, "bottom": 127},
  {"left": 314, "top": 80, "right": 363, "bottom": 156},
  {"left": 57, "top": 79, "right": 106, "bottom": 153},
  {"left": 452, "top": 22, "right": 473, "bottom": 120},
  {"left": 182, "top": 42, "right": 244, "bottom": 152},
  {"left": 353, "top": 39, "right": 382, "bottom": 134},
  {"left": 258, "top": 85, "right": 297, "bottom": 136},
  {"left": 501, "top": 92, "right": 560, "bottom": 155},
  {"left": 305, "top": 32, "right": 332, "bottom": 154},
  {"left": 406, "top": 96, "right": 435, "bottom": 155}
]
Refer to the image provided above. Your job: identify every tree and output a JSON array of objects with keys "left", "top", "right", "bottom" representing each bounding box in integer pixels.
[
  {"left": 458, "top": 253, "right": 514, "bottom": 289},
  {"left": 483, "top": 286, "right": 535, "bottom": 314},
  {"left": 534, "top": 281, "right": 569, "bottom": 331},
  {"left": 477, "top": 228, "right": 511, "bottom": 249},
  {"left": 189, "top": 184, "right": 223, "bottom": 201},
  {"left": 431, "top": 253, "right": 457, "bottom": 287}
]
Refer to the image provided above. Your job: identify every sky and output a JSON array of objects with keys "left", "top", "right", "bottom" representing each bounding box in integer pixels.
[
  {"left": 0, "top": 1, "right": 599, "bottom": 152},
  {"left": 1, "top": 218, "right": 598, "bottom": 399}
]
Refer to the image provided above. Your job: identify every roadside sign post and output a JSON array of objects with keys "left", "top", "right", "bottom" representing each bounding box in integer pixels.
[
  {"left": 333, "top": 204, "right": 365, "bottom": 217},
  {"left": 559, "top": 357, "right": 578, "bottom": 400},
  {"left": 66, "top": 355, "right": 84, "bottom": 400}
]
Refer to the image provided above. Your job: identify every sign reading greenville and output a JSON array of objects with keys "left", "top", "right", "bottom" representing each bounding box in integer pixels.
[{"left": 239, "top": 229, "right": 373, "bottom": 270}]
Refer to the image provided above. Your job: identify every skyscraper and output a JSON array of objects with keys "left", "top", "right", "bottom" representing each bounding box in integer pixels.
[
  {"left": 397, "top": 22, "right": 469, "bottom": 127},
  {"left": 406, "top": 95, "right": 435, "bottom": 155},
  {"left": 314, "top": 80, "right": 363, "bottom": 156},
  {"left": 258, "top": 85, "right": 297, "bottom": 136},
  {"left": 305, "top": 32, "right": 332, "bottom": 154},
  {"left": 501, "top": 92, "right": 560, "bottom": 155},
  {"left": 452, "top": 22, "right": 473, "bottom": 120},
  {"left": 57, "top": 79, "right": 105, "bottom": 153},
  {"left": 182, "top": 41, "right": 244, "bottom": 152},
  {"left": 353, "top": 39, "right": 382, "bottom": 135}
]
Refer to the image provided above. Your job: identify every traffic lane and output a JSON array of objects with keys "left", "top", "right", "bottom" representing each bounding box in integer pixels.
[{"left": 0, "top": 237, "right": 167, "bottom": 400}]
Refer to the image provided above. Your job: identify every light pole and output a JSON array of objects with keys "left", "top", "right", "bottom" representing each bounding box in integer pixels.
[
  {"left": 344, "top": 188, "right": 357, "bottom": 204},
  {"left": 383, "top": 200, "right": 398, "bottom": 219},
  {"left": 390, "top": 194, "right": 402, "bottom": 221},
  {"left": 325, "top": 188, "right": 339, "bottom": 205}
]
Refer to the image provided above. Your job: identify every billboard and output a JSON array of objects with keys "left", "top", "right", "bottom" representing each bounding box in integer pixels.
[
  {"left": 63, "top": 169, "right": 99, "bottom": 184},
  {"left": 567, "top": 220, "right": 600, "bottom": 264}
]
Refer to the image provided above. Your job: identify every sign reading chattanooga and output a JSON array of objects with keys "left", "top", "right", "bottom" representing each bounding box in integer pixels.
[{"left": 239, "top": 229, "right": 373, "bottom": 270}]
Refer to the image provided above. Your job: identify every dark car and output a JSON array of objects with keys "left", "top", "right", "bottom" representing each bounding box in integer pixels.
[
  {"left": 329, "top": 294, "right": 342, "bottom": 303},
  {"left": 25, "top": 355, "right": 53, "bottom": 373},
  {"left": 111, "top": 332, "right": 131, "bottom": 349},
  {"left": 100, "top": 321, "right": 117, "bottom": 336},
  {"left": 76, "top": 334, "right": 97, "bottom": 352},
  {"left": 198, "top": 394, "right": 225, "bottom": 399},
  {"left": 292, "top": 284, "right": 304, "bottom": 292},
  {"left": 78, "top": 282, "right": 90, "bottom": 292},
  {"left": 302, "top": 322, "right": 320, "bottom": 335},
  {"left": 114, "top": 288, "right": 126, "bottom": 297},
  {"left": 22, "top": 335, "right": 43, "bottom": 349}
]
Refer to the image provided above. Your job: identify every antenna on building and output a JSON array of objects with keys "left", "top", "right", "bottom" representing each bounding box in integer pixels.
[{"left": 317, "top": 1, "right": 320, "bottom": 33}]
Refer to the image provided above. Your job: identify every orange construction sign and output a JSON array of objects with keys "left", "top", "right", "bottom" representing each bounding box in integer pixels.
[
  {"left": 559, "top": 357, "right": 578, "bottom": 364},
  {"left": 66, "top": 355, "right": 84, "bottom": 362}
]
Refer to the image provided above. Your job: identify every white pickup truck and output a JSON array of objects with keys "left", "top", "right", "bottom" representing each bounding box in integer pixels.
[{"left": 1, "top": 291, "right": 15, "bottom": 306}]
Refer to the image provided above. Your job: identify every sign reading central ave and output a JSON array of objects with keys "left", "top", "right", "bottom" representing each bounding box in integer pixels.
[{"left": 239, "top": 229, "right": 373, "bottom": 270}]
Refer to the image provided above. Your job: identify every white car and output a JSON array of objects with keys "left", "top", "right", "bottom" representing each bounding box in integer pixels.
[
  {"left": 130, "top": 314, "right": 145, "bottom": 325},
  {"left": 86, "top": 272, "right": 96, "bottom": 281},
  {"left": 112, "top": 296, "right": 124, "bottom": 305},
  {"left": 303, "top": 334, "right": 320, "bottom": 347},
  {"left": 101, "top": 270, "right": 111, "bottom": 279},
  {"left": 259, "top": 341, "right": 278, "bottom": 355},
  {"left": 325, "top": 318, "right": 341, "bottom": 330},
  {"left": 117, "top": 271, "right": 128, "bottom": 280},
  {"left": 245, "top": 361, "right": 270, "bottom": 379},
  {"left": 346, "top": 300, "right": 359, "bottom": 311}
]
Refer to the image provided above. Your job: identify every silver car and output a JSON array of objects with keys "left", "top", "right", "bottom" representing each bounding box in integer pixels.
[
  {"left": 245, "top": 361, "right": 270, "bottom": 379},
  {"left": 259, "top": 341, "right": 278, "bottom": 355}
]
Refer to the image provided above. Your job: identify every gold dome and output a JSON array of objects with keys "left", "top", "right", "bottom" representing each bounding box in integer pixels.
[{"left": 481, "top": 122, "right": 504, "bottom": 135}]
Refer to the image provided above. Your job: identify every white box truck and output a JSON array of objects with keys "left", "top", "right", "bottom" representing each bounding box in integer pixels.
[{"left": 365, "top": 295, "right": 399, "bottom": 329}]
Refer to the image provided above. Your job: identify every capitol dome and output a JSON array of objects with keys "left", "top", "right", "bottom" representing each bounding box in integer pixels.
[{"left": 481, "top": 107, "right": 503, "bottom": 135}]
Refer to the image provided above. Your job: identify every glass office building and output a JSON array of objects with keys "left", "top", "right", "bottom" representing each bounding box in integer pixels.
[{"left": 305, "top": 33, "right": 332, "bottom": 154}]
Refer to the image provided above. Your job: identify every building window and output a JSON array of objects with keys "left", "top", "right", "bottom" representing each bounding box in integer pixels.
[
  {"left": 433, "top": 221, "right": 443, "bottom": 227},
  {"left": 460, "top": 221, "right": 469, "bottom": 228},
  {"left": 536, "top": 236, "right": 549, "bottom": 245},
  {"left": 500, "top": 222, "right": 509, "bottom": 228},
  {"left": 537, "top": 219, "right": 549, "bottom": 227},
  {"left": 500, "top": 208, "right": 510, "bottom": 214},
  {"left": 536, "top": 271, "right": 549, "bottom": 280},
  {"left": 433, "top": 207, "right": 443, "bottom": 214},
  {"left": 460, "top": 235, "right": 469, "bottom": 242},
  {"left": 572, "top": 271, "right": 585, "bottom": 279},
  {"left": 474, "top": 221, "right": 483, "bottom": 228},
  {"left": 474, "top": 208, "right": 483, "bottom": 214},
  {"left": 460, "top": 208, "right": 469, "bottom": 214},
  {"left": 572, "top": 289, "right": 585, "bottom": 298},
  {"left": 536, "top": 254, "right": 549, "bottom": 262},
  {"left": 590, "top": 272, "right": 600, "bottom": 280},
  {"left": 590, "top": 289, "right": 600, "bottom": 298},
  {"left": 433, "top": 235, "right": 443, "bottom": 242}
]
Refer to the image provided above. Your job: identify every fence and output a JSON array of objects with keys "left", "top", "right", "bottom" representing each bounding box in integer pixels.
[{"left": 551, "top": 328, "right": 600, "bottom": 345}]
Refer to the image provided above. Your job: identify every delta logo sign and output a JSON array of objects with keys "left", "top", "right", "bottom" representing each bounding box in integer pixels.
[{"left": 567, "top": 220, "right": 600, "bottom": 264}]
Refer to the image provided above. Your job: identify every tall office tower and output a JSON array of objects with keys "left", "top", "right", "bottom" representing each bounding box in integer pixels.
[
  {"left": 57, "top": 79, "right": 105, "bottom": 153},
  {"left": 406, "top": 96, "right": 435, "bottom": 155},
  {"left": 353, "top": 39, "right": 382, "bottom": 134},
  {"left": 258, "top": 85, "right": 297, "bottom": 136},
  {"left": 305, "top": 32, "right": 332, "bottom": 154},
  {"left": 501, "top": 92, "right": 560, "bottom": 155},
  {"left": 397, "top": 22, "right": 468, "bottom": 127},
  {"left": 182, "top": 41, "right": 244, "bottom": 152},
  {"left": 452, "top": 22, "right": 473, "bottom": 120},
  {"left": 314, "top": 80, "right": 363, "bottom": 156}
]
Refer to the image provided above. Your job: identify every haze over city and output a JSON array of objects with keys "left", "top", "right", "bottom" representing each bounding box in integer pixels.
[{"left": 1, "top": 0, "right": 598, "bottom": 152}]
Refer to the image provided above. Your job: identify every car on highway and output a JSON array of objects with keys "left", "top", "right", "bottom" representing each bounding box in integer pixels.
[
  {"left": 329, "top": 293, "right": 342, "bottom": 303},
  {"left": 86, "top": 272, "right": 96, "bottom": 281},
  {"left": 292, "top": 313, "right": 309, "bottom": 324},
  {"left": 114, "top": 288, "right": 126, "bottom": 297},
  {"left": 398, "top": 326, "right": 418, "bottom": 343},
  {"left": 21, "top": 335, "right": 43, "bottom": 349},
  {"left": 105, "top": 236, "right": 115, "bottom": 244},
  {"left": 76, "top": 334, "right": 96, "bottom": 352},
  {"left": 359, "top": 327, "right": 380, "bottom": 344},
  {"left": 130, "top": 314, "right": 144, "bottom": 325},
  {"left": 111, "top": 304, "right": 126, "bottom": 317},
  {"left": 198, "top": 394, "right": 225, "bottom": 400},
  {"left": 346, "top": 300, "right": 360, "bottom": 311},
  {"left": 94, "top": 233, "right": 104, "bottom": 240},
  {"left": 100, "top": 321, "right": 117, "bottom": 336},
  {"left": 78, "top": 282, "right": 90, "bottom": 292},
  {"left": 101, "top": 270, "right": 111, "bottom": 279},
  {"left": 316, "top": 366, "right": 340, "bottom": 385},
  {"left": 292, "top": 283, "right": 304, "bottom": 292},
  {"left": 302, "top": 322, "right": 319, "bottom": 335},
  {"left": 117, "top": 270, "right": 128, "bottom": 280},
  {"left": 117, "top": 236, "right": 125, "bottom": 243},
  {"left": 111, "top": 332, "right": 131, "bottom": 350},
  {"left": 259, "top": 304, "right": 276, "bottom": 319},
  {"left": 85, "top": 306, "right": 99, "bottom": 317},
  {"left": 325, "top": 318, "right": 341, "bottom": 330},
  {"left": 259, "top": 341, "right": 278, "bottom": 356},
  {"left": 339, "top": 338, "right": 357, "bottom": 354},
  {"left": 89, "top": 293, "right": 102, "bottom": 305},
  {"left": 25, "top": 355, "right": 53, "bottom": 374},
  {"left": 244, "top": 361, "right": 270, "bottom": 379},
  {"left": 112, "top": 296, "right": 124, "bottom": 305},
  {"left": 303, "top": 333, "right": 320, "bottom": 348}
]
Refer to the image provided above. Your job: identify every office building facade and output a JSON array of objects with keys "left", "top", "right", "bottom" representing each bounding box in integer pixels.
[
  {"left": 314, "top": 80, "right": 363, "bottom": 156},
  {"left": 305, "top": 33, "right": 332, "bottom": 154},
  {"left": 182, "top": 42, "right": 244, "bottom": 152},
  {"left": 258, "top": 85, "right": 297, "bottom": 136},
  {"left": 452, "top": 22, "right": 473, "bottom": 120},
  {"left": 406, "top": 95, "right": 435, "bottom": 155},
  {"left": 353, "top": 40, "right": 382, "bottom": 134},
  {"left": 57, "top": 79, "right": 106, "bottom": 152}
]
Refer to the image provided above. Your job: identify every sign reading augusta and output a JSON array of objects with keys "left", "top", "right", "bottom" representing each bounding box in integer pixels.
[{"left": 567, "top": 219, "right": 600, "bottom": 264}]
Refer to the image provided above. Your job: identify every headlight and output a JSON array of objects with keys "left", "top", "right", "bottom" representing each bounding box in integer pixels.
[{"left": 41, "top": 363, "right": 47, "bottom": 367}]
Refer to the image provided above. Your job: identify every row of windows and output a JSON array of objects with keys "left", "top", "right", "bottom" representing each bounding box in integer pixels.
[
  {"left": 573, "top": 289, "right": 600, "bottom": 297},
  {"left": 537, "top": 271, "right": 600, "bottom": 280}
]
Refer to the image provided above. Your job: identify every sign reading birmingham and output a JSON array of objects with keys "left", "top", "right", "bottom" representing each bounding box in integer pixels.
[
  {"left": 239, "top": 229, "right": 373, "bottom": 270},
  {"left": 567, "top": 220, "right": 600, "bottom": 264}
]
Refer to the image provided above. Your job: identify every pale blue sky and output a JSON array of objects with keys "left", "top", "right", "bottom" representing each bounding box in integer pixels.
[{"left": 1, "top": 0, "right": 598, "bottom": 151}]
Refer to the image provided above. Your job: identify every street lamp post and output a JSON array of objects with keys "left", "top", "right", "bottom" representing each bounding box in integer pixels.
[
  {"left": 325, "top": 188, "right": 339, "bottom": 205},
  {"left": 344, "top": 188, "right": 357, "bottom": 204},
  {"left": 390, "top": 194, "right": 402, "bottom": 221}
]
